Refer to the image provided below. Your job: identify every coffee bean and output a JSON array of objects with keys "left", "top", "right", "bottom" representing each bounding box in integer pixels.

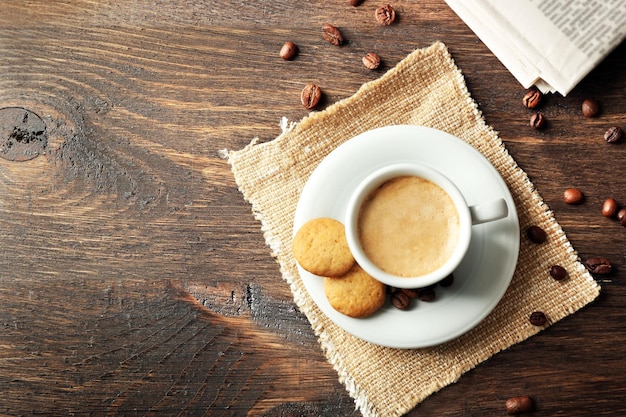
[
  {"left": 279, "top": 41, "right": 298, "bottom": 60},
  {"left": 526, "top": 225, "right": 547, "bottom": 244},
  {"left": 301, "top": 84, "right": 322, "bottom": 109},
  {"left": 529, "top": 311, "right": 547, "bottom": 326},
  {"left": 618, "top": 208, "right": 626, "bottom": 223},
  {"left": 400, "top": 288, "right": 420, "bottom": 298},
  {"left": 438, "top": 273, "right": 454, "bottom": 287},
  {"left": 505, "top": 395, "right": 534, "bottom": 415},
  {"left": 362, "top": 52, "right": 381, "bottom": 70},
  {"left": 418, "top": 288, "right": 436, "bottom": 302},
  {"left": 391, "top": 290, "right": 410, "bottom": 310},
  {"left": 322, "top": 23, "right": 344, "bottom": 46},
  {"left": 522, "top": 88, "right": 542, "bottom": 109},
  {"left": 585, "top": 257, "right": 612, "bottom": 274},
  {"left": 604, "top": 126, "right": 623, "bottom": 143},
  {"left": 602, "top": 198, "right": 618, "bottom": 218},
  {"left": 582, "top": 98, "right": 601, "bottom": 117},
  {"left": 549, "top": 265, "right": 567, "bottom": 281},
  {"left": 375, "top": 4, "right": 396, "bottom": 25},
  {"left": 348, "top": 0, "right": 363, "bottom": 5},
  {"left": 563, "top": 188, "right": 583, "bottom": 204},
  {"left": 529, "top": 112, "right": 545, "bottom": 129}
]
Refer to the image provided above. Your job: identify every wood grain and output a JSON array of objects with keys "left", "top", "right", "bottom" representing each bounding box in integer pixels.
[{"left": 1, "top": 0, "right": 625, "bottom": 415}]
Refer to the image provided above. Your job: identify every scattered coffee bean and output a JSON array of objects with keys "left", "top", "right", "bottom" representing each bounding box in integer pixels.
[
  {"left": 549, "top": 265, "right": 567, "bottom": 281},
  {"left": 301, "top": 84, "right": 322, "bottom": 109},
  {"left": 526, "top": 225, "right": 547, "bottom": 244},
  {"left": 522, "top": 88, "right": 542, "bottom": 109},
  {"left": 279, "top": 41, "right": 298, "bottom": 60},
  {"left": 529, "top": 311, "right": 547, "bottom": 326},
  {"left": 375, "top": 4, "right": 396, "bottom": 25},
  {"left": 585, "top": 257, "right": 612, "bottom": 274},
  {"left": 602, "top": 198, "right": 618, "bottom": 218},
  {"left": 391, "top": 290, "right": 411, "bottom": 310},
  {"left": 529, "top": 112, "right": 545, "bottom": 129},
  {"left": 322, "top": 23, "right": 344, "bottom": 46},
  {"left": 400, "top": 288, "right": 420, "bottom": 299},
  {"left": 348, "top": 0, "right": 364, "bottom": 5},
  {"left": 505, "top": 395, "right": 535, "bottom": 415},
  {"left": 604, "top": 126, "right": 623, "bottom": 143},
  {"left": 582, "top": 98, "right": 601, "bottom": 117},
  {"left": 563, "top": 188, "right": 583, "bottom": 204},
  {"left": 619, "top": 209, "right": 626, "bottom": 227},
  {"left": 418, "top": 288, "right": 436, "bottom": 302},
  {"left": 362, "top": 52, "right": 381, "bottom": 70},
  {"left": 438, "top": 273, "right": 454, "bottom": 287}
]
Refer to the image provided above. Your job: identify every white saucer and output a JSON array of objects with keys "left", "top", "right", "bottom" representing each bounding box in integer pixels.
[{"left": 293, "top": 125, "right": 520, "bottom": 349}]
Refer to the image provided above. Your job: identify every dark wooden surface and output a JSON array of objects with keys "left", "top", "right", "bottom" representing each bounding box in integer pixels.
[{"left": 1, "top": 1, "right": 625, "bottom": 416}]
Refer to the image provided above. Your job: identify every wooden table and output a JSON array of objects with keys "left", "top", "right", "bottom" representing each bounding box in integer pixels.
[{"left": 1, "top": 1, "right": 625, "bottom": 415}]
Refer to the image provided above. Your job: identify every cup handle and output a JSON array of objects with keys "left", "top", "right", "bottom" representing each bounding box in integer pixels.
[{"left": 469, "top": 198, "right": 509, "bottom": 225}]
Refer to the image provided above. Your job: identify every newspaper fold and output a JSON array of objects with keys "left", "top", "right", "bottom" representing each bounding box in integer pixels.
[{"left": 445, "top": 0, "right": 626, "bottom": 95}]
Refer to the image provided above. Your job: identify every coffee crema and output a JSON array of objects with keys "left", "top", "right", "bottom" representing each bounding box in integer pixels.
[{"left": 358, "top": 175, "right": 460, "bottom": 277}]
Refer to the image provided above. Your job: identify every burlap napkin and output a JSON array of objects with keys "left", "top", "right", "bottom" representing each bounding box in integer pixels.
[{"left": 225, "top": 42, "right": 600, "bottom": 417}]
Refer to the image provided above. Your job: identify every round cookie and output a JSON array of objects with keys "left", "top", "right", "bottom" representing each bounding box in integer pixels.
[
  {"left": 293, "top": 217, "right": 355, "bottom": 277},
  {"left": 324, "top": 264, "right": 386, "bottom": 318}
]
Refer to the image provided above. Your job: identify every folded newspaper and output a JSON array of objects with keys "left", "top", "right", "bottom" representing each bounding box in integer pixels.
[{"left": 445, "top": 0, "right": 626, "bottom": 96}]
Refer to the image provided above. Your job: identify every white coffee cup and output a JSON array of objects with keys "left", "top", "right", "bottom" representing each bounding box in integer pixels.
[{"left": 345, "top": 163, "right": 509, "bottom": 289}]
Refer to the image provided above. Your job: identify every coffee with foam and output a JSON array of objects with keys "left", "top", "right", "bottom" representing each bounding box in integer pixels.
[{"left": 358, "top": 176, "right": 461, "bottom": 278}]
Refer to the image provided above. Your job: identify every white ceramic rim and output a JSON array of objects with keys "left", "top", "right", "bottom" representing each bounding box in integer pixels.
[{"left": 292, "top": 124, "right": 520, "bottom": 348}]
